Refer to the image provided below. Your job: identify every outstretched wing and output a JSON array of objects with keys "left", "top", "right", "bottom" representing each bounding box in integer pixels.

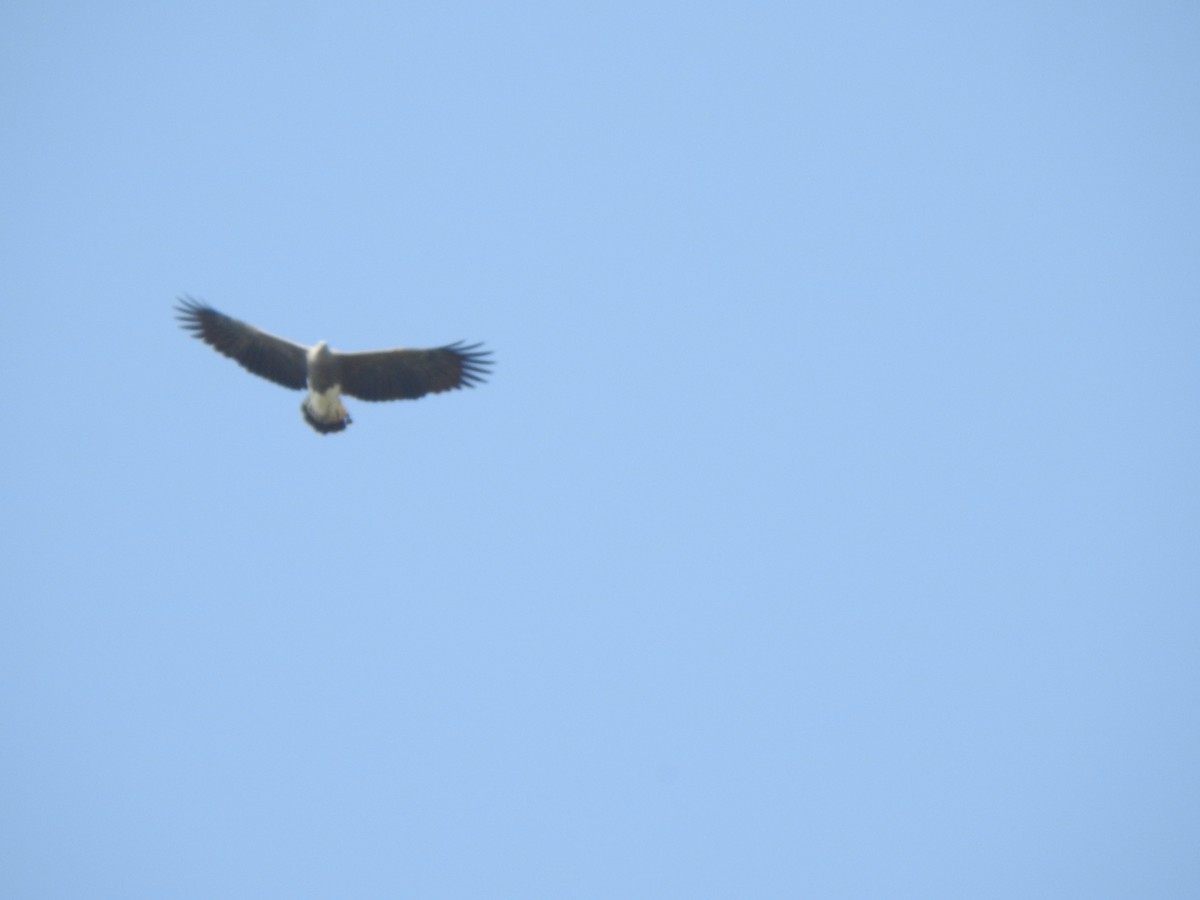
[
  {"left": 335, "top": 342, "right": 493, "bottom": 402},
  {"left": 176, "top": 297, "right": 309, "bottom": 390}
]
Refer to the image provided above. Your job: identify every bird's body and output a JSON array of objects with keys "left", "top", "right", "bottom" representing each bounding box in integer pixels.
[
  {"left": 176, "top": 298, "right": 492, "bottom": 433},
  {"left": 301, "top": 342, "right": 354, "bottom": 433}
]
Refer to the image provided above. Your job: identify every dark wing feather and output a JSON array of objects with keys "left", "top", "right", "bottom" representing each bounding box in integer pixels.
[
  {"left": 335, "top": 342, "right": 493, "bottom": 402},
  {"left": 176, "top": 296, "right": 309, "bottom": 390}
]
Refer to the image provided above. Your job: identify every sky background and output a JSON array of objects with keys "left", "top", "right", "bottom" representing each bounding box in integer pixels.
[{"left": 2, "top": 2, "right": 1198, "bottom": 897}]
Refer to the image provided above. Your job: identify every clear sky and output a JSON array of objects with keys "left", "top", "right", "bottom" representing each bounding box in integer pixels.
[{"left": 2, "top": 2, "right": 1198, "bottom": 897}]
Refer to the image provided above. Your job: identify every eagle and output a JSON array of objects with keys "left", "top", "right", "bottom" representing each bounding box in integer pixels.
[{"left": 176, "top": 297, "right": 493, "bottom": 434}]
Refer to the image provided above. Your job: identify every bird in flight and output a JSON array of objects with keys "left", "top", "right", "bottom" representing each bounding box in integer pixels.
[{"left": 177, "top": 297, "right": 493, "bottom": 434}]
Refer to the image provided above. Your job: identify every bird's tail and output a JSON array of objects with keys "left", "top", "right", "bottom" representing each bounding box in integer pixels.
[{"left": 302, "top": 389, "right": 351, "bottom": 435}]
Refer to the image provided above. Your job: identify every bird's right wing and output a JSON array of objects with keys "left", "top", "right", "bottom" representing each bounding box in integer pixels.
[
  {"left": 176, "top": 297, "right": 309, "bottom": 390},
  {"left": 336, "top": 343, "right": 493, "bottom": 402}
]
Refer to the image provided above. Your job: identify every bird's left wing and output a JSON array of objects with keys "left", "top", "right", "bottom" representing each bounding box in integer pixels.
[
  {"left": 335, "top": 342, "right": 493, "bottom": 402},
  {"left": 176, "top": 297, "right": 309, "bottom": 390}
]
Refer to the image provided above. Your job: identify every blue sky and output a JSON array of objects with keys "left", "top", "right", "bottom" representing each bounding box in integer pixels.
[{"left": 2, "top": 2, "right": 1198, "bottom": 897}]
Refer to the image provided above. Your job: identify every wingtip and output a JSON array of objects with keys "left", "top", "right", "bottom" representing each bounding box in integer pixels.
[
  {"left": 449, "top": 341, "right": 495, "bottom": 387},
  {"left": 174, "top": 297, "right": 210, "bottom": 336}
]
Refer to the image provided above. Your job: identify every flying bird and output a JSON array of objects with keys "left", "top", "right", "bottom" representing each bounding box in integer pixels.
[{"left": 176, "top": 297, "right": 493, "bottom": 434}]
